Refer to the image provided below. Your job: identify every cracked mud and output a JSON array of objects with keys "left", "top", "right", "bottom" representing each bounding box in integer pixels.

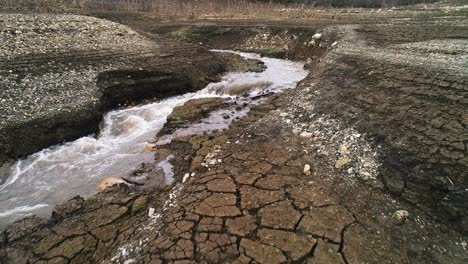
[{"left": 2, "top": 92, "right": 466, "bottom": 263}]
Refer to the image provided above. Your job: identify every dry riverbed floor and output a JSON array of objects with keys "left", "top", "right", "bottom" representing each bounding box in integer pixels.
[{"left": 1, "top": 4, "right": 468, "bottom": 264}]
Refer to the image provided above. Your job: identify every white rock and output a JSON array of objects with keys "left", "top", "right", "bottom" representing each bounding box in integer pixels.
[
  {"left": 300, "top": 132, "right": 314, "bottom": 138},
  {"left": 359, "top": 171, "right": 371, "bottom": 180},
  {"left": 312, "top": 33, "right": 322, "bottom": 40},
  {"left": 148, "top": 207, "right": 155, "bottom": 217},
  {"left": 392, "top": 210, "right": 409, "bottom": 225},
  {"left": 304, "top": 164, "right": 311, "bottom": 175},
  {"left": 279, "top": 112, "right": 288, "bottom": 117},
  {"left": 182, "top": 173, "right": 190, "bottom": 183}
]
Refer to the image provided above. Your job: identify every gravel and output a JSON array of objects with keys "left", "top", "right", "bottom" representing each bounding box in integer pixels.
[{"left": 0, "top": 14, "right": 159, "bottom": 129}]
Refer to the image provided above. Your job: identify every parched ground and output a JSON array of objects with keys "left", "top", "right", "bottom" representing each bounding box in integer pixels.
[
  {"left": 127, "top": 9, "right": 468, "bottom": 232},
  {"left": 1, "top": 5, "right": 468, "bottom": 264},
  {"left": 2, "top": 92, "right": 466, "bottom": 263}
]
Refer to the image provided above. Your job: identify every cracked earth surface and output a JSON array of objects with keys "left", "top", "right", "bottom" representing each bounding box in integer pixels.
[
  {"left": 2, "top": 91, "right": 466, "bottom": 263},
  {"left": 2, "top": 9, "right": 468, "bottom": 264}
]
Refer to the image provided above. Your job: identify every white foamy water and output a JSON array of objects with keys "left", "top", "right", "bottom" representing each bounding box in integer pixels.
[{"left": 0, "top": 51, "right": 308, "bottom": 228}]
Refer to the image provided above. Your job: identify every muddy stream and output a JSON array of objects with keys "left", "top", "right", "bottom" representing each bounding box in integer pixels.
[{"left": 0, "top": 50, "right": 308, "bottom": 229}]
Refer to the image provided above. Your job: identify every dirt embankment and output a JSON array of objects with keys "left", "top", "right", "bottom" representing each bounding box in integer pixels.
[{"left": 0, "top": 14, "right": 226, "bottom": 170}]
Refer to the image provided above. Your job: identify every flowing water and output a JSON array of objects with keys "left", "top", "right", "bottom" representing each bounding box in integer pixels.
[{"left": 0, "top": 51, "right": 308, "bottom": 229}]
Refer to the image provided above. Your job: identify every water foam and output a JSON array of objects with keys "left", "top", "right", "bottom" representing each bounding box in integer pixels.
[{"left": 0, "top": 50, "right": 308, "bottom": 228}]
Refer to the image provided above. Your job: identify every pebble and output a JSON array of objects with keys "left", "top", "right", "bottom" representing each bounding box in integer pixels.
[
  {"left": 182, "top": 173, "right": 190, "bottom": 183},
  {"left": 359, "top": 171, "right": 371, "bottom": 180},
  {"left": 300, "top": 132, "right": 314, "bottom": 138},
  {"left": 304, "top": 164, "right": 311, "bottom": 175},
  {"left": 340, "top": 145, "right": 350, "bottom": 154},
  {"left": 335, "top": 157, "right": 351, "bottom": 168},
  {"left": 393, "top": 210, "right": 410, "bottom": 225},
  {"left": 312, "top": 33, "right": 322, "bottom": 40},
  {"left": 148, "top": 208, "right": 155, "bottom": 217},
  {"left": 461, "top": 241, "right": 467, "bottom": 250}
]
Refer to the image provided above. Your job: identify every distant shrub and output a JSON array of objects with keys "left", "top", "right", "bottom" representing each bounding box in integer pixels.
[{"left": 0, "top": 0, "right": 454, "bottom": 16}]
